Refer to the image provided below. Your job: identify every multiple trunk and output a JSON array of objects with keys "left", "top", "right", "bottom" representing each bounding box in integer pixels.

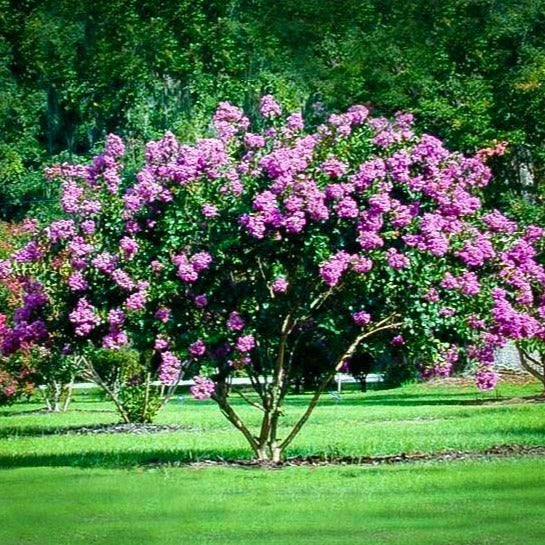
[
  {"left": 517, "top": 347, "right": 545, "bottom": 393},
  {"left": 213, "top": 314, "right": 401, "bottom": 462},
  {"left": 40, "top": 380, "right": 74, "bottom": 412},
  {"left": 83, "top": 356, "right": 183, "bottom": 423}
]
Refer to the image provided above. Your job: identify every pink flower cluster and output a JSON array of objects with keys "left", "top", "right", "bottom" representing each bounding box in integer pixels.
[
  {"left": 159, "top": 351, "right": 182, "bottom": 385},
  {"left": 69, "top": 297, "right": 101, "bottom": 337},
  {"left": 172, "top": 252, "right": 213, "bottom": 283},
  {"left": 190, "top": 376, "right": 215, "bottom": 400}
]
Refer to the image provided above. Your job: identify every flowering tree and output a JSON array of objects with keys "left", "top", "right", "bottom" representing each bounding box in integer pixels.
[
  {"left": 0, "top": 223, "right": 39, "bottom": 407},
  {"left": 0, "top": 138, "right": 195, "bottom": 421},
  {"left": 156, "top": 96, "right": 526, "bottom": 461},
  {"left": 4, "top": 96, "right": 540, "bottom": 455},
  {"left": 473, "top": 226, "right": 545, "bottom": 393}
]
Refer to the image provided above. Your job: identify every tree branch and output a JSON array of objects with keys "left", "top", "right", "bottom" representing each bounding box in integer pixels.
[
  {"left": 279, "top": 316, "right": 402, "bottom": 452},
  {"left": 212, "top": 381, "right": 259, "bottom": 452},
  {"left": 518, "top": 347, "right": 545, "bottom": 382},
  {"left": 233, "top": 388, "right": 266, "bottom": 412},
  {"left": 83, "top": 356, "right": 131, "bottom": 423}
]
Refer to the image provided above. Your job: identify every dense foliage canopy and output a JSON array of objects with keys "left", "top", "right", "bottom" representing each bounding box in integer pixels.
[
  {"left": 2, "top": 0, "right": 545, "bottom": 222},
  {"left": 3, "top": 96, "right": 545, "bottom": 458}
]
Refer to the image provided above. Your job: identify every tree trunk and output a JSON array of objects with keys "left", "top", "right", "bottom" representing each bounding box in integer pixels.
[
  {"left": 518, "top": 348, "right": 545, "bottom": 393},
  {"left": 213, "top": 315, "right": 402, "bottom": 462},
  {"left": 83, "top": 357, "right": 131, "bottom": 423},
  {"left": 255, "top": 442, "right": 282, "bottom": 463}
]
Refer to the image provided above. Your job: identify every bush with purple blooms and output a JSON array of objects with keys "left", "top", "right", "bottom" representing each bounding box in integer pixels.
[{"left": 3, "top": 96, "right": 544, "bottom": 458}]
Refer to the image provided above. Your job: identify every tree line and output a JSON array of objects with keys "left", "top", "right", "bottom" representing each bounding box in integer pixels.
[{"left": 2, "top": 0, "right": 545, "bottom": 220}]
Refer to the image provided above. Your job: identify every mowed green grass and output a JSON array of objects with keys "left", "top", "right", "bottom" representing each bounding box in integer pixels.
[
  {"left": 1, "top": 458, "right": 545, "bottom": 545},
  {"left": 0, "top": 382, "right": 543, "bottom": 467},
  {"left": 1, "top": 383, "right": 545, "bottom": 544}
]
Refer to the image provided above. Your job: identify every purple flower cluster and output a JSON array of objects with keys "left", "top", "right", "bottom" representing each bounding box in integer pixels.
[
  {"left": 159, "top": 351, "right": 182, "bottom": 385},
  {"left": 455, "top": 234, "right": 495, "bottom": 268},
  {"left": 173, "top": 252, "right": 213, "bottom": 283},
  {"left": 321, "top": 157, "right": 348, "bottom": 178},
  {"left": 260, "top": 95, "right": 282, "bottom": 118},
  {"left": 352, "top": 311, "right": 371, "bottom": 327},
  {"left": 45, "top": 220, "right": 76, "bottom": 243},
  {"left": 69, "top": 297, "right": 101, "bottom": 336},
  {"left": 68, "top": 271, "right": 88, "bottom": 292},
  {"left": 13, "top": 241, "right": 42, "bottom": 263},
  {"left": 190, "top": 376, "right": 215, "bottom": 400},
  {"left": 102, "top": 329, "right": 128, "bottom": 349},
  {"left": 189, "top": 339, "right": 206, "bottom": 358},
  {"left": 386, "top": 249, "right": 410, "bottom": 270},
  {"left": 227, "top": 311, "right": 245, "bottom": 331},
  {"left": 155, "top": 307, "right": 171, "bottom": 323},
  {"left": 440, "top": 271, "right": 481, "bottom": 295},
  {"left": 235, "top": 335, "right": 256, "bottom": 353},
  {"left": 125, "top": 283, "right": 148, "bottom": 311},
  {"left": 120, "top": 237, "right": 139, "bottom": 260},
  {"left": 271, "top": 277, "right": 289, "bottom": 294},
  {"left": 1, "top": 281, "right": 49, "bottom": 356},
  {"left": 194, "top": 294, "right": 208, "bottom": 308},
  {"left": 213, "top": 102, "right": 250, "bottom": 141},
  {"left": 202, "top": 204, "right": 219, "bottom": 218},
  {"left": 92, "top": 252, "right": 118, "bottom": 274},
  {"left": 421, "top": 345, "right": 459, "bottom": 379},
  {"left": 112, "top": 269, "right": 135, "bottom": 291},
  {"left": 319, "top": 251, "right": 352, "bottom": 287}
]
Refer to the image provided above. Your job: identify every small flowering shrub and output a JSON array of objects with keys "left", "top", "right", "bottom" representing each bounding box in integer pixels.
[
  {"left": 3, "top": 95, "right": 542, "bottom": 455},
  {"left": 0, "top": 225, "right": 39, "bottom": 406},
  {"left": 0, "top": 314, "right": 36, "bottom": 405}
]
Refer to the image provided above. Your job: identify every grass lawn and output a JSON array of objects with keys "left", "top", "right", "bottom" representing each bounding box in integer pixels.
[
  {"left": 1, "top": 458, "right": 545, "bottom": 544},
  {"left": 0, "top": 382, "right": 543, "bottom": 467},
  {"left": 1, "top": 382, "right": 544, "bottom": 544}
]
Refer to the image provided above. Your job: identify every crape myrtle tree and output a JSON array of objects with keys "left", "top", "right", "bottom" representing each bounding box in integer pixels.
[
  {"left": 3, "top": 96, "right": 538, "bottom": 456},
  {"left": 0, "top": 222, "right": 39, "bottom": 407},
  {"left": 475, "top": 227, "right": 545, "bottom": 394},
  {"left": 0, "top": 221, "right": 87, "bottom": 412},
  {"left": 0, "top": 136, "right": 199, "bottom": 422},
  {"left": 161, "top": 97, "right": 527, "bottom": 461}
]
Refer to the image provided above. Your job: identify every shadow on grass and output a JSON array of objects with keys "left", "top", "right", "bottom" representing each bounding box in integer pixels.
[
  {"left": 0, "top": 422, "right": 129, "bottom": 439},
  {"left": 0, "top": 448, "right": 251, "bottom": 469}
]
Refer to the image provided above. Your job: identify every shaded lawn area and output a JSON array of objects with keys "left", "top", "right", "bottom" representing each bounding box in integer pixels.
[
  {"left": 1, "top": 458, "right": 544, "bottom": 545},
  {"left": 0, "top": 383, "right": 543, "bottom": 468}
]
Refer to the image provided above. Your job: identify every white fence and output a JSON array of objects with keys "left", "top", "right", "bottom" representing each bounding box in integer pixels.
[{"left": 40, "top": 373, "right": 384, "bottom": 392}]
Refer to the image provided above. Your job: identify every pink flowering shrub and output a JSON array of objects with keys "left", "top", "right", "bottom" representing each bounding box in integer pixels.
[
  {"left": 0, "top": 313, "right": 36, "bottom": 405},
  {"left": 3, "top": 97, "right": 541, "bottom": 452}
]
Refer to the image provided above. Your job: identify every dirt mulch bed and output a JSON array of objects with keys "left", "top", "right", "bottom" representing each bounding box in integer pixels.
[
  {"left": 424, "top": 370, "right": 541, "bottom": 388},
  {"left": 174, "top": 444, "right": 545, "bottom": 470},
  {"left": 64, "top": 423, "right": 200, "bottom": 436}
]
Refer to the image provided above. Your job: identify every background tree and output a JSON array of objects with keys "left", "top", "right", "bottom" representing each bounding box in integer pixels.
[{"left": 3, "top": 0, "right": 545, "bottom": 222}]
